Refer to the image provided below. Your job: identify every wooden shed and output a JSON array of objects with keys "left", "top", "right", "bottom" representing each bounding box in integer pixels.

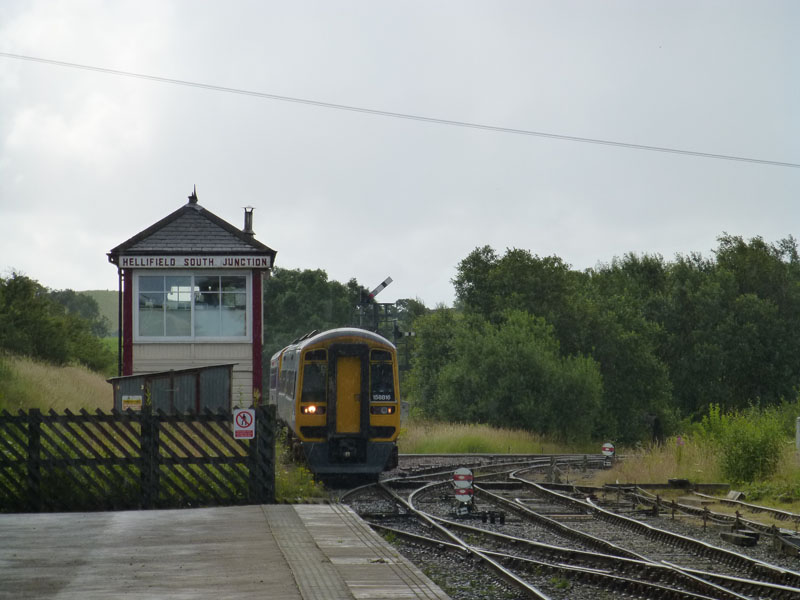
[{"left": 108, "top": 364, "right": 236, "bottom": 412}]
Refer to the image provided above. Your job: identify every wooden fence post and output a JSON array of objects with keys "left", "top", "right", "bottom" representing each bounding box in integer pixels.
[
  {"left": 249, "top": 405, "right": 275, "bottom": 504},
  {"left": 27, "top": 409, "right": 42, "bottom": 512},
  {"left": 140, "top": 404, "right": 159, "bottom": 508}
]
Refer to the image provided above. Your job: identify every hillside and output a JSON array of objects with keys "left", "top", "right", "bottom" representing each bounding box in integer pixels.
[{"left": 81, "top": 289, "right": 119, "bottom": 336}]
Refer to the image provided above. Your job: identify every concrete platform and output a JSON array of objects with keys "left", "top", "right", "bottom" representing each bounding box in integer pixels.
[{"left": 0, "top": 504, "right": 450, "bottom": 600}]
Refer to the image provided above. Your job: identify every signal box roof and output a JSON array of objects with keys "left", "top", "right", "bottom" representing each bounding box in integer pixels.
[{"left": 107, "top": 189, "right": 276, "bottom": 265}]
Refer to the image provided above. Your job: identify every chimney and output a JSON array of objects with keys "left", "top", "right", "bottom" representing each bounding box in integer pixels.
[{"left": 243, "top": 206, "right": 254, "bottom": 236}]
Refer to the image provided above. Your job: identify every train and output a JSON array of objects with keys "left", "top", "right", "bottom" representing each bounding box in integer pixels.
[{"left": 268, "top": 328, "right": 400, "bottom": 477}]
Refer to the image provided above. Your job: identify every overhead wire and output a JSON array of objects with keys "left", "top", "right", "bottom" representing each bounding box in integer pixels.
[{"left": 1, "top": 51, "right": 798, "bottom": 169}]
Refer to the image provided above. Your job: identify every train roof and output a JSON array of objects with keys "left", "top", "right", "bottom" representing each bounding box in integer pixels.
[
  {"left": 279, "top": 327, "right": 395, "bottom": 355},
  {"left": 301, "top": 327, "right": 394, "bottom": 349}
]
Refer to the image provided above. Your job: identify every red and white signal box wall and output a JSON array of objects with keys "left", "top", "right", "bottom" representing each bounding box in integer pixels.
[{"left": 108, "top": 191, "right": 276, "bottom": 408}]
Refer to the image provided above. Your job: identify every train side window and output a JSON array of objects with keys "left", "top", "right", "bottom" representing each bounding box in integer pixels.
[
  {"left": 370, "top": 362, "right": 394, "bottom": 401},
  {"left": 302, "top": 363, "right": 327, "bottom": 404},
  {"left": 305, "top": 349, "right": 326, "bottom": 361}
]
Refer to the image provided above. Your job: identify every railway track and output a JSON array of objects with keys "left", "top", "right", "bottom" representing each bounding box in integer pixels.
[
  {"left": 341, "top": 454, "right": 800, "bottom": 599},
  {"left": 633, "top": 487, "right": 800, "bottom": 556},
  {"left": 503, "top": 469, "right": 800, "bottom": 595},
  {"left": 691, "top": 491, "right": 800, "bottom": 528}
]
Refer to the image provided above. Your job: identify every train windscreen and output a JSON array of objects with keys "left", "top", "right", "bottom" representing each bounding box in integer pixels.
[
  {"left": 302, "top": 363, "right": 327, "bottom": 404},
  {"left": 370, "top": 359, "right": 394, "bottom": 402}
]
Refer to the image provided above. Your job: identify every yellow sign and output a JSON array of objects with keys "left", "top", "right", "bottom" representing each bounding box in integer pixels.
[{"left": 122, "top": 395, "right": 143, "bottom": 411}]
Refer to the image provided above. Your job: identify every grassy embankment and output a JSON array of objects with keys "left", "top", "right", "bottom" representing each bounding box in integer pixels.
[
  {"left": 0, "top": 354, "right": 113, "bottom": 412},
  {"left": 400, "top": 419, "right": 800, "bottom": 513},
  {"left": 594, "top": 435, "right": 800, "bottom": 507},
  {"left": 398, "top": 421, "right": 597, "bottom": 455}
]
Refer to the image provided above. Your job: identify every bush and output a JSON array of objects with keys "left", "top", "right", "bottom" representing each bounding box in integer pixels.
[
  {"left": 716, "top": 408, "right": 785, "bottom": 483},
  {"left": 694, "top": 403, "right": 730, "bottom": 443},
  {"left": 770, "top": 396, "right": 800, "bottom": 436}
]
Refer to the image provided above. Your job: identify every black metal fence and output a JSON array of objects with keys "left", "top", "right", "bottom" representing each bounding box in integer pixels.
[{"left": 0, "top": 405, "right": 275, "bottom": 512}]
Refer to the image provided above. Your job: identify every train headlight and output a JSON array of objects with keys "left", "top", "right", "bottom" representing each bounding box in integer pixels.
[
  {"left": 301, "top": 405, "right": 326, "bottom": 415},
  {"left": 370, "top": 405, "right": 395, "bottom": 415}
]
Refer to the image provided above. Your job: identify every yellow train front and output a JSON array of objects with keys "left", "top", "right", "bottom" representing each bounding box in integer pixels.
[{"left": 268, "top": 328, "right": 400, "bottom": 476}]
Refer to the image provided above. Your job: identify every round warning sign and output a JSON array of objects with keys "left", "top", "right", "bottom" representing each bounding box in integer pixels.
[
  {"left": 233, "top": 408, "right": 256, "bottom": 439},
  {"left": 454, "top": 487, "right": 474, "bottom": 503}
]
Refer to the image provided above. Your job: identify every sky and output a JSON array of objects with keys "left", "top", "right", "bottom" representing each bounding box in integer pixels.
[{"left": 1, "top": 1, "right": 798, "bottom": 307}]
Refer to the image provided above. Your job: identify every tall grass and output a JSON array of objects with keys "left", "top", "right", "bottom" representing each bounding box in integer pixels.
[
  {"left": 399, "top": 420, "right": 800, "bottom": 505},
  {"left": 748, "top": 451, "right": 800, "bottom": 508},
  {"left": 0, "top": 354, "right": 111, "bottom": 412},
  {"left": 399, "top": 421, "right": 596, "bottom": 455},
  {"left": 590, "top": 435, "right": 800, "bottom": 506},
  {"left": 591, "top": 436, "right": 723, "bottom": 486},
  {"left": 274, "top": 429, "right": 327, "bottom": 501}
]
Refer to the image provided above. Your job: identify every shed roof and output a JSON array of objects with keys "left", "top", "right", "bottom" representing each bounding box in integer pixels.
[{"left": 107, "top": 191, "right": 276, "bottom": 265}]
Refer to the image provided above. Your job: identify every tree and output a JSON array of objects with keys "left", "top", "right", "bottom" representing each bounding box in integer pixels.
[
  {"left": 587, "top": 299, "right": 674, "bottom": 442},
  {"left": 451, "top": 245, "right": 498, "bottom": 315},
  {"left": 453, "top": 248, "right": 674, "bottom": 442},
  {"left": 658, "top": 236, "right": 800, "bottom": 416},
  {"left": 49, "top": 289, "right": 111, "bottom": 337},
  {"left": 453, "top": 246, "right": 576, "bottom": 327},
  {"left": 589, "top": 253, "right": 668, "bottom": 324},
  {"left": 0, "top": 273, "right": 69, "bottom": 363},
  {"left": 0, "top": 272, "right": 114, "bottom": 372},
  {"left": 405, "top": 306, "right": 459, "bottom": 419},
  {"left": 714, "top": 233, "right": 797, "bottom": 303},
  {"left": 263, "top": 267, "right": 367, "bottom": 359},
  {"left": 412, "top": 310, "right": 603, "bottom": 441}
]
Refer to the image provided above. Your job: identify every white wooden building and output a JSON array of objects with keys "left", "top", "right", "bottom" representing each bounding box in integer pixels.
[{"left": 107, "top": 189, "right": 277, "bottom": 407}]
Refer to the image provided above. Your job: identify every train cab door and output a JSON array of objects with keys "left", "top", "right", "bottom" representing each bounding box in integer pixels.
[
  {"left": 335, "top": 356, "right": 361, "bottom": 433},
  {"left": 329, "top": 344, "right": 369, "bottom": 437}
]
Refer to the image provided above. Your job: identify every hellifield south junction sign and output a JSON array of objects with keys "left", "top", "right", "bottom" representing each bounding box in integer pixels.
[{"left": 118, "top": 256, "right": 272, "bottom": 268}]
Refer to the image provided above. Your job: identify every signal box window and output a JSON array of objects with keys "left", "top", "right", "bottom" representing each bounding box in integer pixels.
[
  {"left": 194, "top": 275, "right": 247, "bottom": 337},
  {"left": 136, "top": 273, "right": 248, "bottom": 340},
  {"left": 138, "top": 275, "right": 192, "bottom": 337}
]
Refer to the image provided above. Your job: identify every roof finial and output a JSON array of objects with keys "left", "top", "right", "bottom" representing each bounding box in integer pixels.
[{"left": 188, "top": 185, "right": 198, "bottom": 204}]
